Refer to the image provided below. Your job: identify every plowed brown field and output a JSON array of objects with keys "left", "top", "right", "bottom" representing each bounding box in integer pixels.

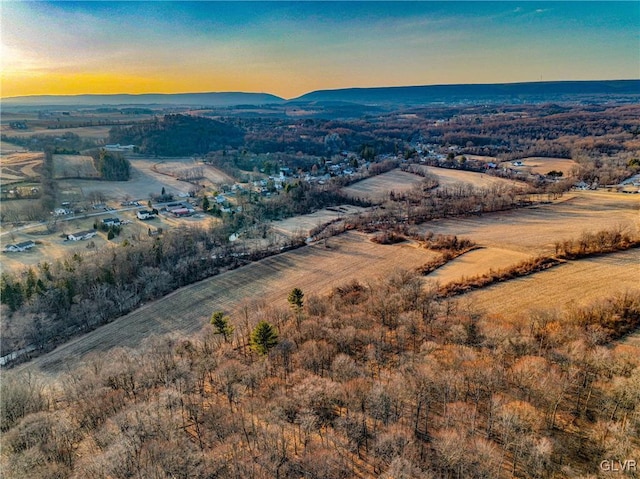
[
  {"left": 0, "top": 152, "right": 43, "bottom": 182},
  {"left": 420, "top": 190, "right": 639, "bottom": 286},
  {"left": 416, "top": 165, "right": 526, "bottom": 191},
  {"left": 462, "top": 249, "right": 640, "bottom": 318},
  {"left": 341, "top": 170, "right": 424, "bottom": 202},
  {"left": 418, "top": 191, "right": 639, "bottom": 256}
]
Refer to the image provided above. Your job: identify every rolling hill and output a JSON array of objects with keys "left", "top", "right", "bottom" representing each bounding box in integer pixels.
[
  {"left": 292, "top": 79, "right": 640, "bottom": 105},
  {"left": 1, "top": 92, "right": 285, "bottom": 107},
  {"left": 3, "top": 80, "right": 638, "bottom": 108}
]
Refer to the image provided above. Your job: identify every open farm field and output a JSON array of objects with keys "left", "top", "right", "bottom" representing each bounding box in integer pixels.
[
  {"left": 414, "top": 190, "right": 639, "bottom": 285},
  {"left": 58, "top": 158, "right": 195, "bottom": 200},
  {"left": 426, "top": 247, "right": 533, "bottom": 285},
  {"left": 19, "top": 231, "right": 439, "bottom": 374},
  {"left": 416, "top": 165, "right": 527, "bottom": 190},
  {"left": 341, "top": 169, "right": 424, "bottom": 202},
  {"left": 461, "top": 248, "right": 640, "bottom": 318},
  {"left": 151, "top": 157, "right": 235, "bottom": 184},
  {"left": 502, "top": 157, "right": 578, "bottom": 176},
  {"left": 0, "top": 139, "right": 26, "bottom": 153},
  {"left": 2, "top": 125, "right": 114, "bottom": 139},
  {"left": 53, "top": 154, "right": 99, "bottom": 179},
  {"left": 270, "top": 205, "right": 366, "bottom": 238},
  {"left": 458, "top": 154, "right": 499, "bottom": 162},
  {"left": 0, "top": 152, "right": 43, "bottom": 182},
  {"left": 416, "top": 191, "right": 640, "bottom": 256}
]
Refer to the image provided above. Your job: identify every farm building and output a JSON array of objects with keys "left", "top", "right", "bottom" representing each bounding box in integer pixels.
[
  {"left": 137, "top": 210, "right": 156, "bottom": 220},
  {"left": 67, "top": 231, "right": 97, "bottom": 241},
  {"left": 170, "top": 207, "right": 193, "bottom": 217},
  {"left": 104, "top": 144, "right": 135, "bottom": 151},
  {"left": 4, "top": 240, "right": 36, "bottom": 253}
]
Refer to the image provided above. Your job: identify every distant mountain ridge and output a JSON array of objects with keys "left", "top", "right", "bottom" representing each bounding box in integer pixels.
[
  {"left": 1, "top": 92, "right": 285, "bottom": 107},
  {"left": 292, "top": 80, "right": 640, "bottom": 105},
  {"left": 2, "top": 80, "right": 638, "bottom": 107}
]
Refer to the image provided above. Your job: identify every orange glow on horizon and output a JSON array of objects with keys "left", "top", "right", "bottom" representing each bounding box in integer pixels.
[{"left": 1, "top": 70, "right": 339, "bottom": 100}]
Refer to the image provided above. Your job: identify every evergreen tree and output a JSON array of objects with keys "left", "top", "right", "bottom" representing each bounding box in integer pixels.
[
  {"left": 288, "top": 287, "right": 304, "bottom": 311},
  {"left": 202, "top": 195, "right": 210, "bottom": 212},
  {"left": 210, "top": 311, "right": 234, "bottom": 342},
  {"left": 1, "top": 275, "right": 24, "bottom": 312},
  {"left": 24, "top": 269, "right": 37, "bottom": 300},
  {"left": 250, "top": 320, "right": 278, "bottom": 355}
]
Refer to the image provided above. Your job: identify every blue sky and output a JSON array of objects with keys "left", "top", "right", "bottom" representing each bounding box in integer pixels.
[{"left": 1, "top": 1, "right": 638, "bottom": 98}]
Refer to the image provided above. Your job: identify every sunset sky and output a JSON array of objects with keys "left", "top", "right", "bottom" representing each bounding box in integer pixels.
[{"left": 1, "top": 1, "right": 638, "bottom": 99}]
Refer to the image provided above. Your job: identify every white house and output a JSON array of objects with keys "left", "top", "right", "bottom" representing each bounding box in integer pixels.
[
  {"left": 53, "top": 208, "right": 72, "bottom": 216},
  {"left": 102, "top": 217, "right": 121, "bottom": 226},
  {"left": 4, "top": 240, "right": 36, "bottom": 253},
  {"left": 67, "top": 231, "right": 97, "bottom": 241},
  {"left": 137, "top": 210, "right": 156, "bottom": 220}
]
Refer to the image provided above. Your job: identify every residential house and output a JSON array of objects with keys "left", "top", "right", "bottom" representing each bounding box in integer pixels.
[
  {"left": 4, "top": 240, "right": 36, "bottom": 253},
  {"left": 67, "top": 231, "right": 97, "bottom": 241},
  {"left": 137, "top": 210, "right": 156, "bottom": 220},
  {"left": 53, "top": 208, "right": 72, "bottom": 216},
  {"left": 102, "top": 218, "right": 121, "bottom": 226}
]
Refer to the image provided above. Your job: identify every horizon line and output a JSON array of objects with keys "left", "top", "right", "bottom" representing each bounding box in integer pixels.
[{"left": 3, "top": 78, "right": 639, "bottom": 102}]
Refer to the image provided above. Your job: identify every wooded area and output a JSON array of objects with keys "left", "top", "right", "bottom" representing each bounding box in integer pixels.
[{"left": 2, "top": 275, "right": 638, "bottom": 478}]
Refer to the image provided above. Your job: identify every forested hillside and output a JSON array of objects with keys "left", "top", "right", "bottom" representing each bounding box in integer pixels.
[{"left": 108, "top": 114, "right": 245, "bottom": 156}]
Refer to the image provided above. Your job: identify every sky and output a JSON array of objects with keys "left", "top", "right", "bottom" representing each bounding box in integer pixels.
[{"left": 1, "top": 1, "right": 639, "bottom": 99}]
